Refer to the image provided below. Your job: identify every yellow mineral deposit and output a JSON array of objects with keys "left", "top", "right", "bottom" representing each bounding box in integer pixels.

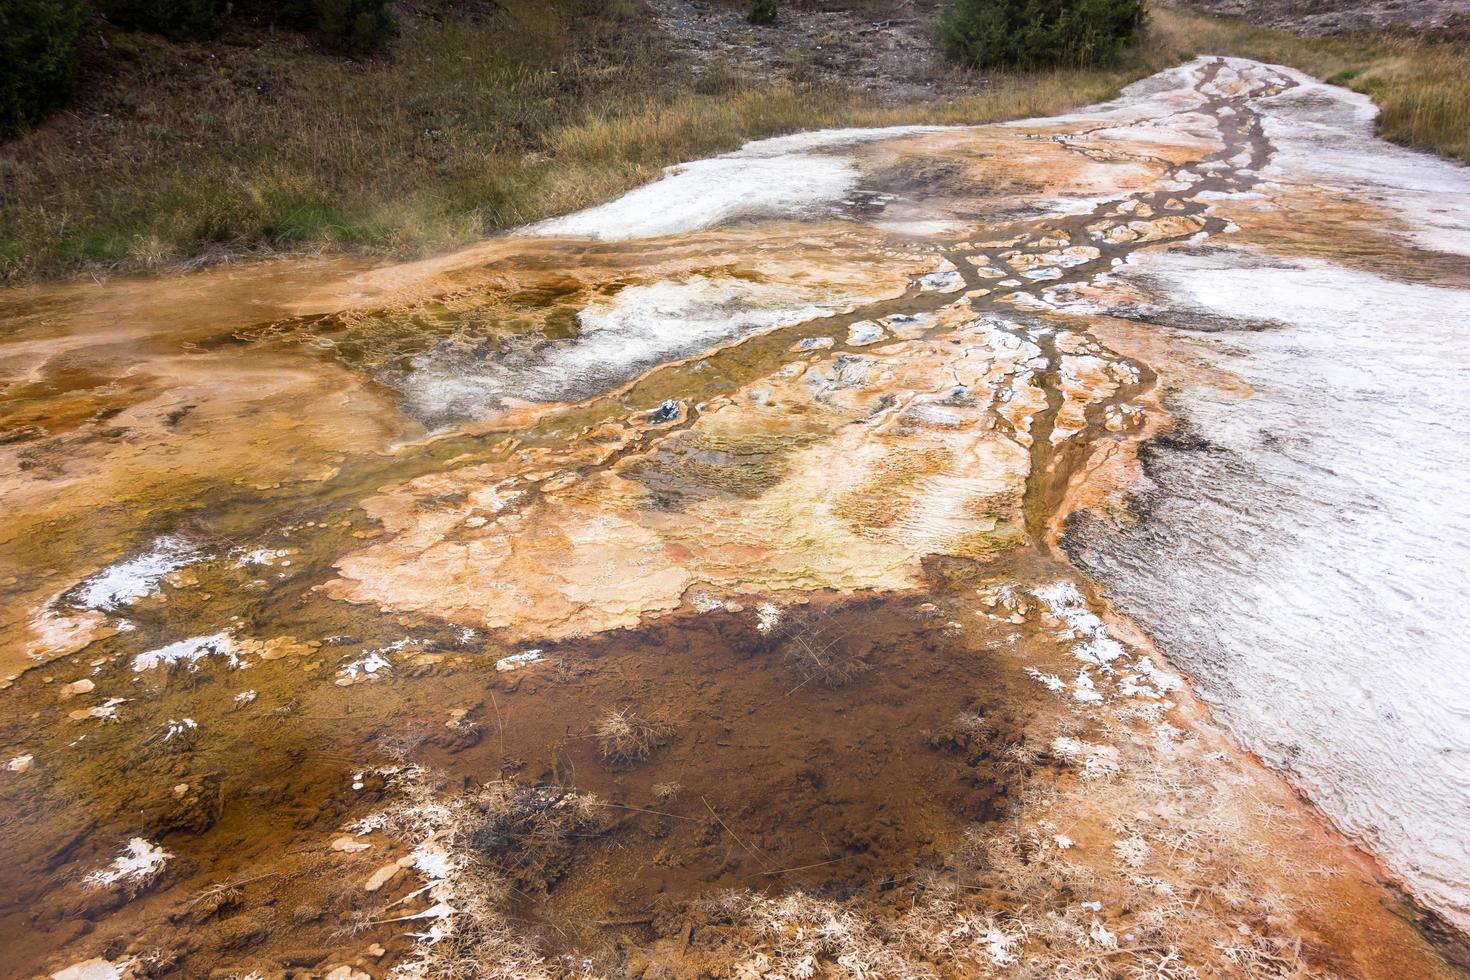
[
  {"left": 326, "top": 304, "right": 1035, "bottom": 639},
  {"left": 3, "top": 57, "right": 1469, "bottom": 979}
]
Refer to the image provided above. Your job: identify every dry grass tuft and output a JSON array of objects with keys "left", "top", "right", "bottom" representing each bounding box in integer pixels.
[
  {"left": 775, "top": 605, "right": 875, "bottom": 690},
  {"left": 592, "top": 707, "right": 671, "bottom": 765},
  {"left": 349, "top": 767, "right": 608, "bottom": 978}
]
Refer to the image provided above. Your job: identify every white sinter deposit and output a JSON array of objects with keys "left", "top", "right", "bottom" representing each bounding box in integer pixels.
[
  {"left": 527, "top": 127, "right": 944, "bottom": 240},
  {"left": 1069, "top": 248, "right": 1470, "bottom": 929},
  {"left": 400, "top": 274, "right": 861, "bottom": 424},
  {"left": 1255, "top": 63, "right": 1470, "bottom": 257},
  {"left": 69, "top": 536, "right": 202, "bottom": 612}
]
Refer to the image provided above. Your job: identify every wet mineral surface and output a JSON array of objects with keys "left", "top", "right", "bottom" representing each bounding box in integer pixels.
[{"left": 3, "top": 58, "right": 1470, "bottom": 979}]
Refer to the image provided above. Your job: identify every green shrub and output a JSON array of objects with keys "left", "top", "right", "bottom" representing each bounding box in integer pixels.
[
  {"left": 230, "top": 0, "right": 317, "bottom": 30},
  {"left": 315, "top": 0, "right": 397, "bottom": 57},
  {"left": 747, "top": 0, "right": 776, "bottom": 26},
  {"left": 938, "top": 0, "right": 1146, "bottom": 69},
  {"left": 0, "top": 0, "right": 84, "bottom": 139},
  {"left": 100, "top": 0, "right": 226, "bottom": 39}
]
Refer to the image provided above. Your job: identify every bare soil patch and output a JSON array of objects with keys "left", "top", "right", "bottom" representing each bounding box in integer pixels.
[{"left": 1158, "top": 0, "right": 1470, "bottom": 37}]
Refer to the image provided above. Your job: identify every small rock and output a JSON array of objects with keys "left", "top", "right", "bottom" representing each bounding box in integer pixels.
[
  {"left": 647, "top": 399, "right": 681, "bottom": 424},
  {"left": 495, "top": 650, "right": 543, "bottom": 673},
  {"left": 51, "top": 958, "right": 134, "bottom": 980},
  {"left": 58, "top": 679, "right": 96, "bottom": 699},
  {"left": 846, "top": 320, "right": 884, "bottom": 346},
  {"left": 363, "top": 862, "right": 402, "bottom": 892}
]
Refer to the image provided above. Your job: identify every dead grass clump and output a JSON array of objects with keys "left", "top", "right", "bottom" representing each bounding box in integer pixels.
[
  {"left": 689, "top": 890, "right": 930, "bottom": 977},
  {"left": 774, "top": 606, "right": 875, "bottom": 690},
  {"left": 349, "top": 767, "right": 609, "bottom": 978},
  {"left": 928, "top": 709, "right": 1038, "bottom": 791},
  {"left": 140, "top": 717, "right": 201, "bottom": 755},
  {"left": 591, "top": 708, "right": 671, "bottom": 765},
  {"left": 465, "top": 782, "right": 605, "bottom": 886},
  {"left": 682, "top": 888, "right": 1132, "bottom": 976}
]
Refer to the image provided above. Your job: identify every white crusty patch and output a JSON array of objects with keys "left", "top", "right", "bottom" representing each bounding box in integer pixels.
[
  {"left": 1025, "top": 667, "right": 1066, "bottom": 693},
  {"left": 50, "top": 957, "right": 137, "bottom": 980},
  {"left": 72, "top": 536, "right": 203, "bottom": 612},
  {"left": 83, "top": 838, "right": 171, "bottom": 889},
  {"left": 132, "top": 632, "right": 242, "bottom": 672},
  {"left": 236, "top": 547, "right": 291, "bottom": 567},
  {"left": 755, "top": 603, "right": 783, "bottom": 634},
  {"left": 529, "top": 126, "right": 944, "bottom": 240},
  {"left": 495, "top": 650, "right": 544, "bottom": 673},
  {"left": 400, "top": 275, "right": 858, "bottom": 425},
  {"left": 68, "top": 698, "right": 128, "bottom": 723},
  {"left": 846, "top": 321, "right": 884, "bottom": 346},
  {"left": 162, "top": 718, "right": 197, "bottom": 742},
  {"left": 1052, "top": 736, "right": 1122, "bottom": 780},
  {"left": 1031, "top": 582, "right": 1128, "bottom": 669},
  {"left": 336, "top": 649, "right": 395, "bottom": 685}
]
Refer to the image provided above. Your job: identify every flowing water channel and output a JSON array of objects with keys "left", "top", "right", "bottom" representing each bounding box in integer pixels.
[{"left": 3, "top": 57, "right": 1469, "bottom": 979}]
